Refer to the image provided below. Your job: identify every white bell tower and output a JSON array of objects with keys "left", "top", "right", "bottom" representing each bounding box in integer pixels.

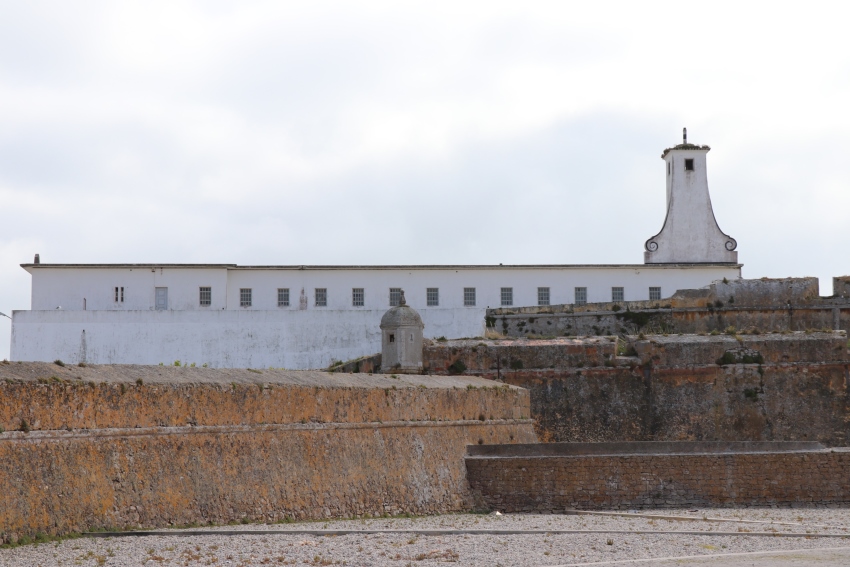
[{"left": 644, "top": 129, "right": 738, "bottom": 264}]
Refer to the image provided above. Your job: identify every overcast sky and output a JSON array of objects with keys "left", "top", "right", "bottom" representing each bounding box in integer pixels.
[{"left": 1, "top": 2, "right": 849, "bottom": 359}]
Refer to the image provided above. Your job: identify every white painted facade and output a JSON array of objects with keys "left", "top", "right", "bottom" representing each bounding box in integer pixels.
[
  {"left": 644, "top": 130, "right": 738, "bottom": 264},
  {"left": 12, "top": 263, "right": 740, "bottom": 368},
  {"left": 10, "top": 133, "right": 744, "bottom": 369}
]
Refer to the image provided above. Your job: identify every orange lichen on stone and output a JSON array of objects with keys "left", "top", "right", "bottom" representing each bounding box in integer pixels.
[{"left": 0, "top": 364, "right": 536, "bottom": 542}]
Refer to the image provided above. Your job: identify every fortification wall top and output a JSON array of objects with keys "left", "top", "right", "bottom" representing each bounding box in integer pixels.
[
  {"left": 467, "top": 441, "right": 827, "bottom": 457},
  {"left": 710, "top": 277, "right": 820, "bottom": 307},
  {"left": 424, "top": 338, "right": 616, "bottom": 374},
  {"left": 0, "top": 362, "right": 497, "bottom": 389},
  {"left": 634, "top": 331, "right": 848, "bottom": 366},
  {"left": 424, "top": 332, "right": 849, "bottom": 373},
  {"left": 488, "top": 276, "right": 849, "bottom": 317},
  {"left": 0, "top": 362, "right": 530, "bottom": 432}
]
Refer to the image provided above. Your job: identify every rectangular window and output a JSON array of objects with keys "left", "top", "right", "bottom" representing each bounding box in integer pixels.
[
  {"left": 649, "top": 286, "right": 661, "bottom": 301},
  {"left": 278, "top": 288, "right": 290, "bottom": 307},
  {"left": 352, "top": 288, "right": 364, "bottom": 307},
  {"left": 426, "top": 288, "right": 439, "bottom": 306},
  {"left": 538, "top": 287, "right": 550, "bottom": 306},
  {"left": 612, "top": 287, "right": 624, "bottom": 302},
  {"left": 155, "top": 287, "right": 167, "bottom": 310},
  {"left": 575, "top": 287, "right": 587, "bottom": 305},
  {"left": 463, "top": 287, "right": 476, "bottom": 307},
  {"left": 315, "top": 288, "right": 327, "bottom": 307},
  {"left": 114, "top": 286, "right": 124, "bottom": 303},
  {"left": 199, "top": 287, "right": 211, "bottom": 306},
  {"left": 240, "top": 288, "right": 252, "bottom": 307},
  {"left": 500, "top": 287, "right": 513, "bottom": 307},
  {"left": 389, "top": 288, "right": 402, "bottom": 307},
  {"left": 685, "top": 158, "right": 694, "bottom": 171}
]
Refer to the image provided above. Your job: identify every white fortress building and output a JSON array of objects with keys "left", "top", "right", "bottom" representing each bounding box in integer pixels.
[{"left": 11, "top": 132, "right": 741, "bottom": 369}]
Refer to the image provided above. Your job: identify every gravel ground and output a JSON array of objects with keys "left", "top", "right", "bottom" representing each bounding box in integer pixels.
[{"left": 2, "top": 510, "right": 850, "bottom": 567}]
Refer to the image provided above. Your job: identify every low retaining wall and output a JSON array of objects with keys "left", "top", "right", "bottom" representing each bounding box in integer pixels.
[
  {"left": 466, "top": 442, "right": 850, "bottom": 511},
  {"left": 0, "top": 363, "right": 536, "bottom": 542}
]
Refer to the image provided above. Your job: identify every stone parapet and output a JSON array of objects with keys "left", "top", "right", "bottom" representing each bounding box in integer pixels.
[
  {"left": 486, "top": 277, "right": 850, "bottom": 337},
  {"left": 632, "top": 332, "right": 848, "bottom": 366},
  {"left": 0, "top": 363, "right": 528, "bottom": 431},
  {"left": 423, "top": 338, "right": 616, "bottom": 375}
]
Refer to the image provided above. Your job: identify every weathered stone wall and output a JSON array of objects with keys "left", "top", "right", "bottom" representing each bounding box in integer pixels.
[
  {"left": 835, "top": 276, "right": 850, "bottom": 299},
  {"left": 493, "top": 306, "right": 848, "bottom": 338},
  {"left": 424, "top": 338, "right": 616, "bottom": 376},
  {"left": 0, "top": 363, "right": 530, "bottom": 431},
  {"left": 0, "top": 363, "right": 536, "bottom": 542},
  {"left": 425, "top": 333, "right": 850, "bottom": 446},
  {"left": 467, "top": 443, "right": 850, "bottom": 511},
  {"left": 327, "top": 353, "right": 382, "bottom": 374},
  {"left": 487, "top": 277, "right": 850, "bottom": 337}
]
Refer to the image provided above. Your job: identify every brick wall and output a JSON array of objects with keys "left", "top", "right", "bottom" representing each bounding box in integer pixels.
[{"left": 467, "top": 444, "right": 850, "bottom": 511}]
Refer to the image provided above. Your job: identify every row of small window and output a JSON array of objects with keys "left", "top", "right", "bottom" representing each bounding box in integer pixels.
[
  {"left": 115, "top": 286, "right": 662, "bottom": 306},
  {"left": 227, "top": 286, "right": 663, "bottom": 308},
  {"left": 506, "top": 286, "right": 663, "bottom": 306},
  {"left": 235, "top": 287, "right": 441, "bottom": 307}
]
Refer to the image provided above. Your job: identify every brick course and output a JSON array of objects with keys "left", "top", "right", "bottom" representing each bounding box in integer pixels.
[{"left": 467, "top": 449, "right": 850, "bottom": 511}]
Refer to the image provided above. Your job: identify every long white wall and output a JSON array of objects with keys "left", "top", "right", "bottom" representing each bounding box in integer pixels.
[
  {"left": 11, "top": 308, "right": 485, "bottom": 369},
  {"left": 14, "top": 263, "right": 742, "bottom": 369},
  {"left": 30, "top": 267, "right": 229, "bottom": 311},
  {"left": 27, "top": 264, "right": 741, "bottom": 312}
]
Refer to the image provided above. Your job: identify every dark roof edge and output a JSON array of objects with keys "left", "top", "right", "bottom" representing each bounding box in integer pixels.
[
  {"left": 21, "top": 264, "right": 238, "bottom": 269},
  {"left": 21, "top": 263, "right": 743, "bottom": 271}
]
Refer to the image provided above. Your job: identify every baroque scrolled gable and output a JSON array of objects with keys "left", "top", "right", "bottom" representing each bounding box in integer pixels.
[{"left": 644, "top": 130, "right": 738, "bottom": 264}]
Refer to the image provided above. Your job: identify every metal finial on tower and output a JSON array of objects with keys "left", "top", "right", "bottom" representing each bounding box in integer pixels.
[{"left": 683, "top": 127, "right": 687, "bottom": 144}]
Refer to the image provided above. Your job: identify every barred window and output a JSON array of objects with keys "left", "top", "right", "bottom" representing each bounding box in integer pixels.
[
  {"left": 500, "top": 287, "right": 513, "bottom": 307},
  {"left": 649, "top": 286, "right": 661, "bottom": 301},
  {"left": 114, "top": 286, "right": 124, "bottom": 303},
  {"left": 538, "top": 287, "right": 550, "bottom": 306},
  {"left": 612, "top": 287, "right": 624, "bottom": 302},
  {"left": 278, "top": 288, "right": 290, "bottom": 307},
  {"left": 463, "top": 287, "right": 476, "bottom": 307},
  {"left": 389, "top": 288, "right": 402, "bottom": 307},
  {"left": 199, "top": 287, "right": 211, "bottom": 306},
  {"left": 352, "top": 288, "right": 364, "bottom": 307},
  {"left": 575, "top": 287, "right": 587, "bottom": 305},
  {"left": 426, "top": 288, "right": 439, "bottom": 307},
  {"left": 240, "top": 288, "right": 252, "bottom": 307},
  {"left": 315, "top": 288, "right": 327, "bottom": 307}
]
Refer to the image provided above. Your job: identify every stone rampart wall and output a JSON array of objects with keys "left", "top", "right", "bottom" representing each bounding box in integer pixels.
[
  {"left": 424, "top": 338, "right": 616, "bottom": 375},
  {"left": 467, "top": 448, "right": 850, "bottom": 511},
  {"left": 491, "top": 306, "right": 849, "bottom": 338},
  {"left": 486, "top": 277, "right": 850, "bottom": 337},
  {"left": 425, "top": 334, "right": 850, "bottom": 446},
  {"left": 0, "top": 364, "right": 536, "bottom": 542},
  {"left": 0, "top": 364, "right": 527, "bottom": 431}
]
